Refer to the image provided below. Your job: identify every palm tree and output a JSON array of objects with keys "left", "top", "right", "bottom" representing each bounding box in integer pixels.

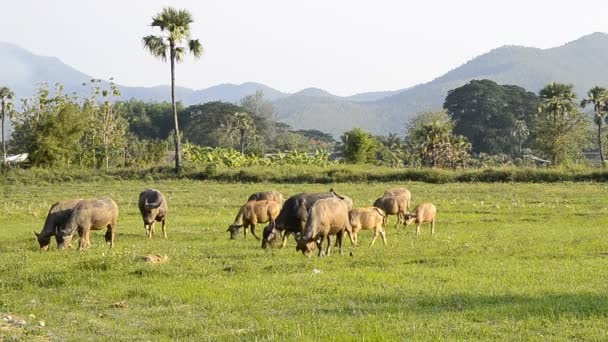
[
  {"left": 143, "top": 7, "right": 203, "bottom": 173},
  {"left": 511, "top": 119, "right": 529, "bottom": 156},
  {"left": 0, "top": 86, "right": 15, "bottom": 166},
  {"left": 227, "top": 112, "right": 255, "bottom": 154},
  {"left": 537, "top": 83, "right": 583, "bottom": 164},
  {"left": 581, "top": 86, "right": 608, "bottom": 163},
  {"left": 538, "top": 83, "right": 578, "bottom": 123}
]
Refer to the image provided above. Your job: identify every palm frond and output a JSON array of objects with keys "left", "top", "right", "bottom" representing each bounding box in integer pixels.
[
  {"left": 189, "top": 39, "right": 203, "bottom": 58},
  {"left": 0, "top": 86, "right": 14, "bottom": 100},
  {"left": 142, "top": 35, "right": 168, "bottom": 61},
  {"left": 174, "top": 47, "right": 185, "bottom": 62}
]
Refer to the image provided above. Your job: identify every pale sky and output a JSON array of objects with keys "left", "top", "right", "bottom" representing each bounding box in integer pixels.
[{"left": 1, "top": 0, "right": 607, "bottom": 96}]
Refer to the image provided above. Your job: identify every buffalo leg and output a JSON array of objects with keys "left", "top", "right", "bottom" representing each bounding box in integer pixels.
[
  {"left": 149, "top": 222, "right": 155, "bottom": 238},
  {"left": 380, "top": 227, "right": 387, "bottom": 245},
  {"left": 317, "top": 236, "right": 325, "bottom": 257},
  {"left": 336, "top": 232, "right": 344, "bottom": 255},
  {"left": 161, "top": 219, "right": 167, "bottom": 238},
  {"left": 326, "top": 235, "right": 333, "bottom": 256},
  {"left": 370, "top": 228, "right": 379, "bottom": 247},
  {"left": 281, "top": 231, "right": 290, "bottom": 248},
  {"left": 78, "top": 226, "right": 88, "bottom": 251},
  {"left": 431, "top": 219, "right": 435, "bottom": 235},
  {"left": 416, "top": 223, "right": 421, "bottom": 236},
  {"left": 107, "top": 223, "right": 115, "bottom": 247},
  {"left": 250, "top": 224, "right": 260, "bottom": 240}
]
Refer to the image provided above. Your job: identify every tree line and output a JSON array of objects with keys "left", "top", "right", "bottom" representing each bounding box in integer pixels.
[{"left": 340, "top": 80, "right": 606, "bottom": 168}]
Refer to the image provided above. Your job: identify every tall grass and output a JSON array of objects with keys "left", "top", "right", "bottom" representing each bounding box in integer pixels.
[{"left": 4, "top": 164, "right": 608, "bottom": 185}]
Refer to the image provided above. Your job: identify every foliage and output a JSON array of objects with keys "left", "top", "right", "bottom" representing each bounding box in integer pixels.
[
  {"left": 580, "top": 86, "right": 608, "bottom": 163},
  {"left": 142, "top": 6, "right": 203, "bottom": 173},
  {"left": 534, "top": 83, "right": 590, "bottom": 164},
  {"left": 182, "top": 143, "right": 334, "bottom": 168},
  {"left": 118, "top": 99, "right": 184, "bottom": 140},
  {"left": 11, "top": 83, "right": 87, "bottom": 167},
  {"left": 406, "top": 111, "right": 471, "bottom": 168},
  {"left": 340, "top": 128, "right": 379, "bottom": 164},
  {"left": 124, "top": 135, "right": 168, "bottom": 167},
  {"left": 82, "top": 79, "right": 128, "bottom": 169},
  {"left": 443, "top": 79, "right": 540, "bottom": 155}
]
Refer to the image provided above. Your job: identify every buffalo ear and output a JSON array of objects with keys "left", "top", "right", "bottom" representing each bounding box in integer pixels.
[{"left": 34, "top": 231, "right": 40, "bottom": 238}]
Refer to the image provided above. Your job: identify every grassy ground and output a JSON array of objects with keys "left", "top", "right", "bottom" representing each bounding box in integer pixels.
[{"left": 2, "top": 181, "right": 608, "bottom": 340}]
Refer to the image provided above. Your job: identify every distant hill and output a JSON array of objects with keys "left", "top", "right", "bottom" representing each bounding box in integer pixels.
[{"left": 2, "top": 32, "right": 608, "bottom": 137}]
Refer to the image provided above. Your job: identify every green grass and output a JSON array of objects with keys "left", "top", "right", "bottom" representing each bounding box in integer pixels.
[{"left": 2, "top": 181, "right": 608, "bottom": 340}]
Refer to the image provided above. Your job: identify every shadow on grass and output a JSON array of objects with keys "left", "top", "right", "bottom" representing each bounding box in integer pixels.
[{"left": 327, "top": 293, "right": 608, "bottom": 319}]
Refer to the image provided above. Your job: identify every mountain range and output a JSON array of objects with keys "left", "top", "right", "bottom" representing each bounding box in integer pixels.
[{"left": 2, "top": 32, "right": 608, "bottom": 137}]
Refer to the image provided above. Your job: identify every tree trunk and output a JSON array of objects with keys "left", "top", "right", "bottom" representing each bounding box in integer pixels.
[
  {"left": 1, "top": 100, "right": 5, "bottom": 166},
  {"left": 598, "top": 123, "right": 605, "bottom": 164},
  {"left": 170, "top": 43, "right": 181, "bottom": 174},
  {"left": 240, "top": 129, "right": 245, "bottom": 155}
]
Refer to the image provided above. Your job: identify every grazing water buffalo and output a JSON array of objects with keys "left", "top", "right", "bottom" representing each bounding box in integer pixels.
[
  {"left": 373, "top": 195, "right": 409, "bottom": 228},
  {"left": 261, "top": 189, "right": 351, "bottom": 249},
  {"left": 405, "top": 203, "right": 437, "bottom": 235},
  {"left": 34, "top": 199, "right": 81, "bottom": 250},
  {"left": 138, "top": 189, "right": 168, "bottom": 239},
  {"left": 296, "top": 197, "right": 354, "bottom": 257},
  {"left": 228, "top": 200, "right": 280, "bottom": 240},
  {"left": 247, "top": 190, "right": 284, "bottom": 209},
  {"left": 56, "top": 197, "right": 119, "bottom": 251},
  {"left": 349, "top": 207, "right": 387, "bottom": 247}
]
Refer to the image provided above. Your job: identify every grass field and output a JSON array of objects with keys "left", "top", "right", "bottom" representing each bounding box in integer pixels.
[{"left": 2, "top": 180, "right": 608, "bottom": 340}]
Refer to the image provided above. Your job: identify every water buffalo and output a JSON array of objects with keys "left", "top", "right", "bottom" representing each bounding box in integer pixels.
[
  {"left": 247, "top": 190, "right": 284, "bottom": 209},
  {"left": 34, "top": 199, "right": 81, "bottom": 250},
  {"left": 227, "top": 200, "right": 280, "bottom": 240},
  {"left": 405, "top": 202, "right": 437, "bottom": 235},
  {"left": 296, "top": 197, "right": 354, "bottom": 257},
  {"left": 56, "top": 197, "right": 119, "bottom": 251},
  {"left": 261, "top": 189, "right": 350, "bottom": 249},
  {"left": 138, "top": 189, "right": 168, "bottom": 239}
]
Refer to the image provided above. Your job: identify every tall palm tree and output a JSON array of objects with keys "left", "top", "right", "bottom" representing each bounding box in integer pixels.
[
  {"left": 581, "top": 86, "right": 608, "bottom": 163},
  {"left": 0, "top": 86, "right": 15, "bottom": 166},
  {"left": 143, "top": 7, "right": 203, "bottom": 173}
]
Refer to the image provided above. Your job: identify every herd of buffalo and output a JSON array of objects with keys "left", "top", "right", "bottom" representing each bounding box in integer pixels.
[{"left": 34, "top": 187, "right": 436, "bottom": 257}]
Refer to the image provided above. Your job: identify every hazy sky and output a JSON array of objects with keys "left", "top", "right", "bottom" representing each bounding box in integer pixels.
[{"left": 1, "top": 0, "right": 607, "bottom": 96}]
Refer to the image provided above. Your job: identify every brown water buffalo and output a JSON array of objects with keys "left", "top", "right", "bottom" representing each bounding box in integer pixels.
[
  {"left": 34, "top": 199, "right": 81, "bottom": 250},
  {"left": 56, "top": 197, "right": 119, "bottom": 251},
  {"left": 261, "top": 189, "right": 351, "bottom": 249},
  {"left": 296, "top": 197, "right": 354, "bottom": 257},
  {"left": 349, "top": 207, "right": 387, "bottom": 247},
  {"left": 373, "top": 195, "right": 409, "bottom": 228},
  {"left": 247, "top": 190, "right": 284, "bottom": 209},
  {"left": 405, "top": 203, "right": 437, "bottom": 235},
  {"left": 228, "top": 200, "right": 280, "bottom": 240},
  {"left": 138, "top": 189, "right": 168, "bottom": 239}
]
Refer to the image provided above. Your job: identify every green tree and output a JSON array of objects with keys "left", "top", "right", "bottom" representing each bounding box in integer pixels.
[
  {"left": 535, "top": 83, "right": 589, "bottom": 164},
  {"left": 83, "top": 79, "right": 128, "bottom": 168},
  {"left": 12, "top": 83, "right": 86, "bottom": 167},
  {"left": 443, "top": 80, "right": 539, "bottom": 155},
  {"left": 0, "top": 86, "right": 15, "bottom": 165},
  {"left": 340, "top": 128, "right": 379, "bottom": 164},
  {"left": 226, "top": 112, "right": 255, "bottom": 154},
  {"left": 118, "top": 99, "right": 183, "bottom": 140},
  {"left": 581, "top": 86, "right": 608, "bottom": 163},
  {"left": 512, "top": 119, "right": 530, "bottom": 156},
  {"left": 406, "top": 111, "right": 471, "bottom": 168},
  {"left": 143, "top": 7, "right": 203, "bottom": 173}
]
